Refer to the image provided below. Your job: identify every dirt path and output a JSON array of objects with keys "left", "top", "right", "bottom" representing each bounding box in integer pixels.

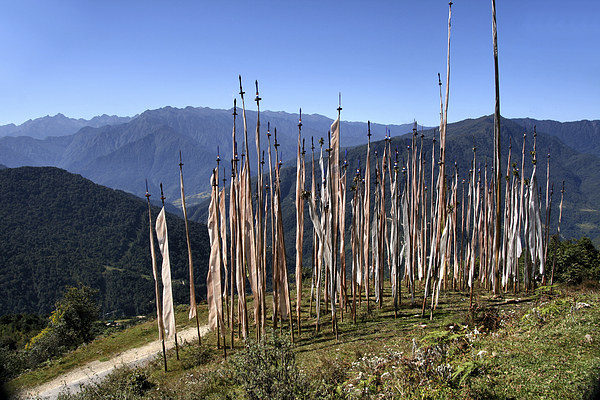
[{"left": 23, "top": 324, "right": 210, "bottom": 399}]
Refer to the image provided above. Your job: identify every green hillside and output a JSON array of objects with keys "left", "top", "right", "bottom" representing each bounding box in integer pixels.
[{"left": 0, "top": 167, "right": 209, "bottom": 316}]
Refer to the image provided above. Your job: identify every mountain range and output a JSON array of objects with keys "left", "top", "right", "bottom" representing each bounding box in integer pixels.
[
  {"left": 0, "top": 107, "right": 417, "bottom": 204},
  {"left": 1, "top": 108, "right": 599, "bottom": 316},
  {"left": 0, "top": 113, "right": 132, "bottom": 140},
  {"left": 1, "top": 107, "right": 598, "bottom": 243}
]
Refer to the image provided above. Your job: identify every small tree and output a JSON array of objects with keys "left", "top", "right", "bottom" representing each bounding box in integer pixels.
[
  {"left": 26, "top": 285, "right": 100, "bottom": 363},
  {"left": 52, "top": 285, "right": 100, "bottom": 344},
  {"left": 548, "top": 236, "right": 600, "bottom": 285}
]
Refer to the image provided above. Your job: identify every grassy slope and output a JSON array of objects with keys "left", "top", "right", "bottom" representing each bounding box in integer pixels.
[
  {"left": 8, "top": 284, "right": 600, "bottom": 399},
  {"left": 8, "top": 305, "right": 207, "bottom": 391}
]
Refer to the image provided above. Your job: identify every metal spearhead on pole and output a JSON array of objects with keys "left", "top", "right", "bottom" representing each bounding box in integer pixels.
[
  {"left": 239, "top": 75, "right": 244, "bottom": 98},
  {"left": 255, "top": 80, "right": 261, "bottom": 105}
]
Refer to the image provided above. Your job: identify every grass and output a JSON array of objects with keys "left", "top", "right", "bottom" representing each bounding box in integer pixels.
[
  {"left": 8, "top": 282, "right": 600, "bottom": 399},
  {"left": 470, "top": 290, "right": 600, "bottom": 399},
  {"left": 7, "top": 304, "right": 207, "bottom": 391}
]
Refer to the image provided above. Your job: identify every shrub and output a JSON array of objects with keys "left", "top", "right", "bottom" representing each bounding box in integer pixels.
[
  {"left": 56, "top": 366, "right": 152, "bottom": 400},
  {"left": 548, "top": 236, "right": 600, "bottom": 285},
  {"left": 463, "top": 303, "right": 502, "bottom": 332},
  {"left": 230, "top": 331, "right": 305, "bottom": 400},
  {"left": 180, "top": 343, "right": 215, "bottom": 370}
]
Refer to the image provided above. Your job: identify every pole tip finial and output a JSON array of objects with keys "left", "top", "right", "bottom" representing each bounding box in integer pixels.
[{"left": 239, "top": 75, "right": 244, "bottom": 96}]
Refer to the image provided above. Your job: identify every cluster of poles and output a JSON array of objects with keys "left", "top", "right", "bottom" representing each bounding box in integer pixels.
[
  {"left": 203, "top": 1, "right": 566, "bottom": 348},
  {"left": 145, "top": 1, "right": 567, "bottom": 366},
  {"left": 144, "top": 159, "right": 204, "bottom": 370}
]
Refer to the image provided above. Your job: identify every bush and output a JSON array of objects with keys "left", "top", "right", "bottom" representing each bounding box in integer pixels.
[
  {"left": 230, "top": 332, "right": 305, "bottom": 400},
  {"left": 56, "top": 366, "right": 152, "bottom": 400},
  {"left": 8, "top": 285, "right": 102, "bottom": 376},
  {"left": 463, "top": 303, "right": 502, "bottom": 332},
  {"left": 180, "top": 343, "right": 215, "bottom": 370},
  {"left": 548, "top": 236, "right": 600, "bottom": 285}
]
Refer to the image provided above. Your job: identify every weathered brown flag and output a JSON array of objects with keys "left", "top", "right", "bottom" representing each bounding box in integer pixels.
[
  {"left": 219, "top": 187, "right": 228, "bottom": 301},
  {"left": 146, "top": 193, "right": 165, "bottom": 342},
  {"left": 207, "top": 171, "right": 224, "bottom": 331},
  {"left": 363, "top": 133, "right": 371, "bottom": 304},
  {"left": 528, "top": 165, "right": 545, "bottom": 277}
]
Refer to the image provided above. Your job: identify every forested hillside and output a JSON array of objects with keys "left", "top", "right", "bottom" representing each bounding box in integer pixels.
[{"left": 0, "top": 167, "right": 209, "bottom": 316}]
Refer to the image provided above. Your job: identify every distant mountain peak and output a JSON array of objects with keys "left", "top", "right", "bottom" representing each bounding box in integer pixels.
[{"left": 0, "top": 113, "right": 133, "bottom": 139}]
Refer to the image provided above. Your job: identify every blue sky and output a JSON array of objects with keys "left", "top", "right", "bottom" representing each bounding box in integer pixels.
[{"left": 0, "top": 1, "right": 597, "bottom": 126}]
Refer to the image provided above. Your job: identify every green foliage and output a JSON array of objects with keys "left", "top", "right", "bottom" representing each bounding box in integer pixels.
[
  {"left": 547, "top": 236, "right": 600, "bottom": 284},
  {"left": 0, "top": 286, "right": 102, "bottom": 382},
  {"left": 56, "top": 366, "right": 152, "bottom": 400},
  {"left": 53, "top": 285, "right": 101, "bottom": 344},
  {"left": 451, "top": 360, "right": 480, "bottom": 387},
  {"left": 0, "top": 313, "right": 47, "bottom": 350},
  {"left": 0, "top": 166, "right": 210, "bottom": 317},
  {"left": 230, "top": 331, "right": 306, "bottom": 400},
  {"left": 27, "top": 285, "right": 100, "bottom": 356},
  {"left": 422, "top": 329, "right": 465, "bottom": 346},
  {"left": 304, "top": 353, "right": 350, "bottom": 399},
  {"left": 180, "top": 343, "right": 215, "bottom": 370}
]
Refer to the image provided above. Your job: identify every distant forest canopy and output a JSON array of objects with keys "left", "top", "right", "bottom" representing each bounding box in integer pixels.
[{"left": 0, "top": 167, "right": 209, "bottom": 317}]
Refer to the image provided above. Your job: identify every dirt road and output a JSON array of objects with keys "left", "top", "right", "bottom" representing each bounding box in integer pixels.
[{"left": 22, "top": 324, "right": 210, "bottom": 399}]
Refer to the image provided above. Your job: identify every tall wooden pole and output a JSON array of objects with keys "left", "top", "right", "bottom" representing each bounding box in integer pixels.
[
  {"left": 266, "top": 124, "right": 278, "bottom": 329},
  {"left": 254, "top": 81, "right": 265, "bottom": 340},
  {"left": 229, "top": 101, "right": 238, "bottom": 349},
  {"left": 178, "top": 152, "right": 202, "bottom": 346},
  {"left": 295, "top": 109, "right": 304, "bottom": 336},
  {"left": 491, "top": 0, "right": 502, "bottom": 294},
  {"left": 145, "top": 182, "right": 168, "bottom": 372}
]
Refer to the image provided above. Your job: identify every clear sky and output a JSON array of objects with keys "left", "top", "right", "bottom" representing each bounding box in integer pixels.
[{"left": 0, "top": 1, "right": 597, "bottom": 127}]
